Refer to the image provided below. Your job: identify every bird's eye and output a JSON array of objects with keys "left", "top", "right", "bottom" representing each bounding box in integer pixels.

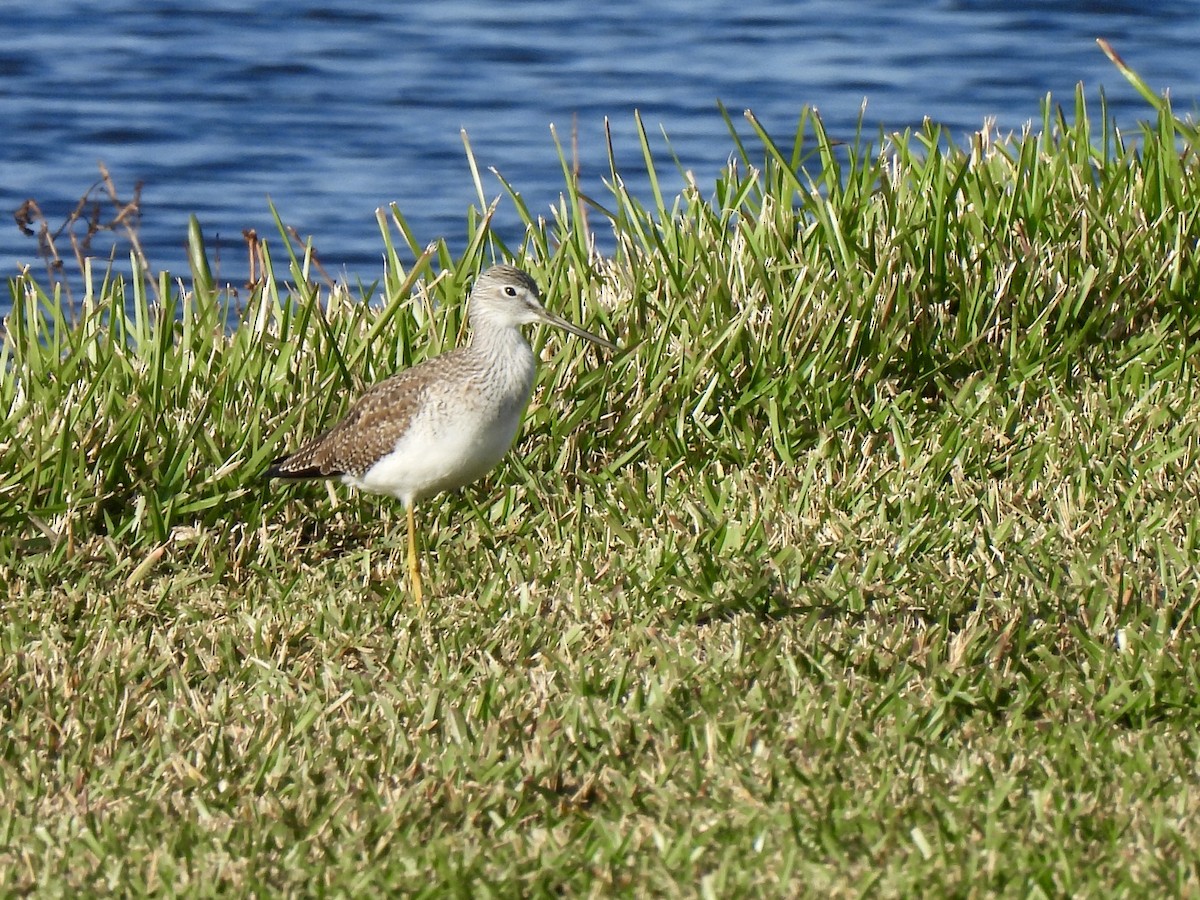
[{"left": 504, "top": 286, "right": 518, "bottom": 297}]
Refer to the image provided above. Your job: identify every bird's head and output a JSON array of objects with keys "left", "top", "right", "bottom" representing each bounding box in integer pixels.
[{"left": 469, "top": 264, "right": 616, "bottom": 350}]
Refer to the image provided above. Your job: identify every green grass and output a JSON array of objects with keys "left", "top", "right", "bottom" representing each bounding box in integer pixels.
[{"left": 4, "top": 54, "right": 1200, "bottom": 894}]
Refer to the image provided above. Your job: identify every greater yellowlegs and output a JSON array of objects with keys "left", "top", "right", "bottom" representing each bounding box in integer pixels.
[{"left": 265, "top": 264, "right": 616, "bottom": 603}]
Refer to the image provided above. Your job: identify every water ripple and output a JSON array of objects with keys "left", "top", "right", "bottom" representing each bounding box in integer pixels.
[{"left": 2, "top": 0, "right": 1198, "bottom": 299}]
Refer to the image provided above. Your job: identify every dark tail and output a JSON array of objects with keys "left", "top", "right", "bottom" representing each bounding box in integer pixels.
[{"left": 264, "top": 456, "right": 344, "bottom": 481}]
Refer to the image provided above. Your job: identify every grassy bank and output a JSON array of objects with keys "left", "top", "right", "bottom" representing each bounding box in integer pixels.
[{"left": 3, "top": 57, "right": 1200, "bottom": 894}]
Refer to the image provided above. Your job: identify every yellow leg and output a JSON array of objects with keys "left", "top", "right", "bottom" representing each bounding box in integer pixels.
[{"left": 407, "top": 502, "right": 423, "bottom": 605}]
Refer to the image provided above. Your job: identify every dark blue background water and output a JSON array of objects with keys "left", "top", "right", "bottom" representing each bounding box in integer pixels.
[{"left": 3, "top": 1, "right": 1199, "bottom": 306}]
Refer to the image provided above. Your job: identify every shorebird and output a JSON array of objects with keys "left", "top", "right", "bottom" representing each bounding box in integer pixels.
[{"left": 265, "top": 264, "right": 616, "bottom": 603}]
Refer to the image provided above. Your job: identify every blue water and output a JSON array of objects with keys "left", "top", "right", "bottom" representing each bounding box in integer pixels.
[{"left": 3, "top": 1, "right": 1199, "bottom": 303}]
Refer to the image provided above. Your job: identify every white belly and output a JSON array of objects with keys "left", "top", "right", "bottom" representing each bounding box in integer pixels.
[{"left": 349, "top": 379, "right": 532, "bottom": 504}]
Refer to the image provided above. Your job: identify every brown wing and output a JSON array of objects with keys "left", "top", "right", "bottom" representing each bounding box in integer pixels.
[{"left": 265, "top": 350, "right": 465, "bottom": 480}]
